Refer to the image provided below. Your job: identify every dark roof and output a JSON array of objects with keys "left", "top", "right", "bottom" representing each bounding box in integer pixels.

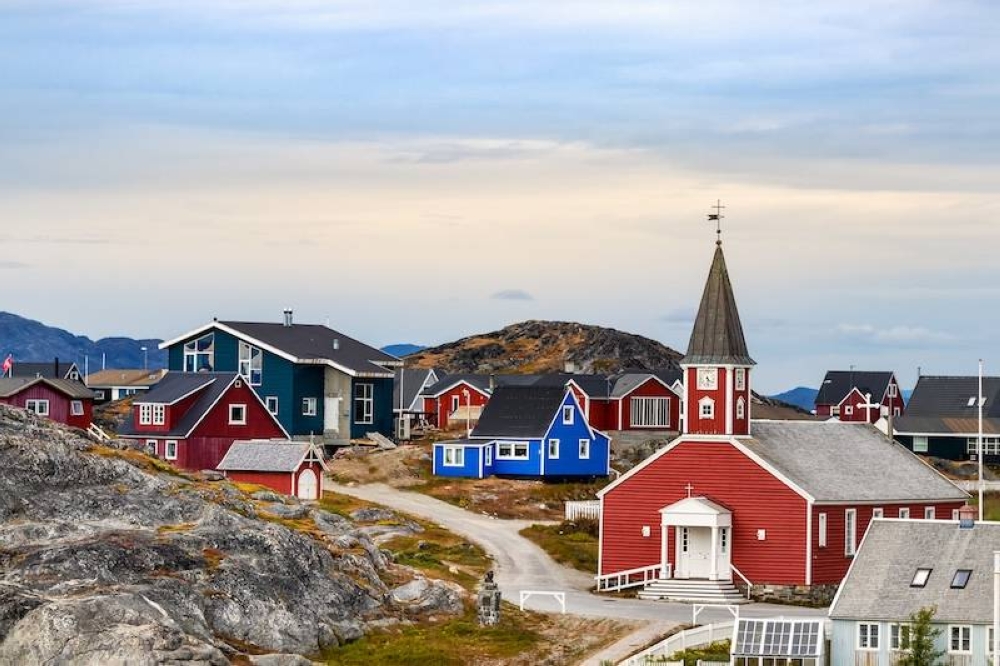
[
  {"left": 904, "top": 375, "right": 1000, "bottom": 418},
  {"left": 0, "top": 377, "right": 94, "bottom": 399},
  {"left": 683, "top": 244, "right": 755, "bottom": 366},
  {"left": 9, "top": 361, "right": 80, "bottom": 380},
  {"left": 86, "top": 368, "right": 167, "bottom": 388},
  {"left": 471, "top": 386, "right": 568, "bottom": 439},
  {"left": 815, "top": 370, "right": 895, "bottom": 406},
  {"left": 120, "top": 372, "right": 240, "bottom": 438},
  {"left": 219, "top": 321, "right": 398, "bottom": 377},
  {"left": 422, "top": 373, "right": 493, "bottom": 396},
  {"left": 569, "top": 374, "right": 613, "bottom": 398},
  {"left": 569, "top": 369, "right": 682, "bottom": 399},
  {"left": 217, "top": 440, "right": 322, "bottom": 472},
  {"left": 393, "top": 368, "right": 437, "bottom": 411},
  {"left": 831, "top": 519, "right": 1000, "bottom": 624},
  {"left": 894, "top": 415, "right": 1000, "bottom": 436}
]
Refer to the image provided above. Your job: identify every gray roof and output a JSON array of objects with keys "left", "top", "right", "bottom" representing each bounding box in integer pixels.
[
  {"left": 831, "top": 519, "right": 1000, "bottom": 624},
  {"left": 472, "top": 386, "right": 567, "bottom": 439},
  {"left": 610, "top": 373, "right": 668, "bottom": 398},
  {"left": 683, "top": 244, "right": 755, "bottom": 366},
  {"left": 744, "top": 421, "right": 967, "bottom": 503},
  {"left": 134, "top": 373, "right": 216, "bottom": 405},
  {"left": 217, "top": 440, "right": 318, "bottom": 472},
  {"left": 119, "top": 372, "right": 241, "bottom": 438},
  {"left": 894, "top": 414, "right": 1000, "bottom": 436},
  {"left": 9, "top": 361, "right": 80, "bottom": 380},
  {"left": 905, "top": 375, "right": 1000, "bottom": 418},
  {"left": 0, "top": 377, "right": 93, "bottom": 399},
  {"left": 815, "top": 370, "right": 895, "bottom": 406},
  {"left": 394, "top": 368, "right": 437, "bottom": 411},
  {"left": 219, "top": 321, "right": 399, "bottom": 377}
]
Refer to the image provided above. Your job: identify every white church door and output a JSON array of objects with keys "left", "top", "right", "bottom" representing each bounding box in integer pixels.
[
  {"left": 297, "top": 468, "right": 318, "bottom": 500},
  {"left": 675, "top": 526, "right": 714, "bottom": 578}
]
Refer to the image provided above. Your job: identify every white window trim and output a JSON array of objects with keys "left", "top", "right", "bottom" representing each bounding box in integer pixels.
[
  {"left": 70, "top": 400, "right": 84, "bottom": 416},
  {"left": 948, "top": 625, "right": 972, "bottom": 654},
  {"left": 145, "top": 439, "right": 157, "bottom": 455},
  {"left": 165, "top": 440, "right": 178, "bottom": 461},
  {"left": 857, "top": 622, "right": 880, "bottom": 650},
  {"left": 26, "top": 399, "right": 50, "bottom": 416},
  {"left": 736, "top": 396, "right": 745, "bottom": 420},
  {"left": 496, "top": 441, "right": 529, "bottom": 460},
  {"left": 872, "top": 507, "right": 884, "bottom": 519},
  {"left": 237, "top": 340, "right": 263, "bottom": 386},
  {"left": 845, "top": 508, "right": 857, "bottom": 556},
  {"left": 699, "top": 396, "right": 715, "bottom": 419},
  {"left": 139, "top": 403, "right": 152, "bottom": 425},
  {"left": 735, "top": 368, "right": 746, "bottom": 391},
  {"left": 484, "top": 447, "right": 492, "bottom": 466},
  {"left": 548, "top": 438, "right": 560, "bottom": 459},
  {"left": 818, "top": 512, "right": 827, "bottom": 548},
  {"left": 913, "top": 436, "right": 929, "bottom": 453},
  {"left": 183, "top": 332, "right": 215, "bottom": 373},
  {"left": 924, "top": 506, "right": 935, "bottom": 520},
  {"left": 265, "top": 396, "right": 279, "bottom": 416},
  {"left": 354, "top": 382, "right": 374, "bottom": 425},
  {"left": 899, "top": 507, "right": 910, "bottom": 519},
  {"left": 451, "top": 395, "right": 460, "bottom": 411},
  {"left": 562, "top": 405, "right": 574, "bottom": 425},
  {"left": 579, "top": 438, "right": 591, "bottom": 460},
  {"left": 442, "top": 445, "right": 465, "bottom": 467},
  {"left": 152, "top": 403, "right": 165, "bottom": 425},
  {"left": 890, "top": 623, "right": 911, "bottom": 652},
  {"left": 302, "top": 397, "right": 317, "bottom": 417},
  {"left": 229, "top": 403, "right": 247, "bottom": 425},
  {"left": 831, "top": 405, "right": 840, "bottom": 416},
  {"left": 630, "top": 396, "right": 671, "bottom": 428}
]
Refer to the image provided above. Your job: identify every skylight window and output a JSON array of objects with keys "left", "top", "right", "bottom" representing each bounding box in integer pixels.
[
  {"left": 911, "top": 568, "right": 932, "bottom": 587},
  {"left": 968, "top": 397, "right": 977, "bottom": 407},
  {"left": 951, "top": 569, "right": 972, "bottom": 589}
]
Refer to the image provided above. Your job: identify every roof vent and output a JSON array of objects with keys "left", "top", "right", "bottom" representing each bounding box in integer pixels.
[
  {"left": 959, "top": 504, "right": 976, "bottom": 529},
  {"left": 282, "top": 308, "right": 293, "bottom": 327},
  {"left": 333, "top": 339, "right": 340, "bottom": 351}
]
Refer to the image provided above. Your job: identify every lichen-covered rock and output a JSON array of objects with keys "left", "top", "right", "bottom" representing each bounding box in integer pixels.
[
  {"left": 0, "top": 405, "right": 464, "bottom": 664},
  {"left": 390, "top": 577, "right": 466, "bottom": 615}
]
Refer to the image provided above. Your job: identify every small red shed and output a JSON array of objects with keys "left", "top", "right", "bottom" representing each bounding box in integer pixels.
[
  {"left": 217, "top": 440, "right": 328, "bottom": 500},
  {"left": 0, "top": 377, "right": 94, "bottom": 429}
]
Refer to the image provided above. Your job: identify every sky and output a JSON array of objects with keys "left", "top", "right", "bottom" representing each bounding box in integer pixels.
[{"left": 2, "top": 1, "right": 999, "bottom": 393}]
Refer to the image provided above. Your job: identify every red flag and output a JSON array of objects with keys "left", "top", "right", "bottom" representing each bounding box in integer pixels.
[{"left": 2, "top": 354, "right": 12, "bottom": 376}]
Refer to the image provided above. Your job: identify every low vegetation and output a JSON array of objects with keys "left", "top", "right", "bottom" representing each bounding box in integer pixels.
[
  {"left": 667, "top": 639, "right": 732, "bottom": 666},
  {"left": 383, "top": 524, "right": 490, "bottom": 591},
  {"left": 519, "top": 519, "right": 599, "bottom": 573}
]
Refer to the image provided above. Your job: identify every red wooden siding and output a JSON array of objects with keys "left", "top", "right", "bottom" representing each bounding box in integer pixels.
[
  {"left": 686, "top": 367, "right": 729, "bottom": 435},
  {"left": 601, "top": 440, "right": 809, "bottom": 585},
  {"left": 227, "top": 470, "right": 294, "bottom": 495},
  {"left": 619, "top": 379, "right": 679, "bottom": 431},
  {"left": 432, "top": 383, "right": 489, "bottom": 430},
  {"left": 0, "top": 384, "right": 92, "bottom": 429},
  {"left": 733, "top": 374, "right": 751, "bottom": 436}
]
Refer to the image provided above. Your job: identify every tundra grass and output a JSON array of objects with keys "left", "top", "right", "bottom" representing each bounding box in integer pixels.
[{"left": 519, "top": 519, "right": 599, "bottom": 573}]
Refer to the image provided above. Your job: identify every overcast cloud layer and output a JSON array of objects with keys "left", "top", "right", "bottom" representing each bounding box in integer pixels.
[{"left": 3, "top": 1, "right": 999, "bottom": 393}]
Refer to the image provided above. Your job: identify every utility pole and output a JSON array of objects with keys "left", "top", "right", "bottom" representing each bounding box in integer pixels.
[{"left": 979, "top": 359, "right": 985, "bottom": 521}]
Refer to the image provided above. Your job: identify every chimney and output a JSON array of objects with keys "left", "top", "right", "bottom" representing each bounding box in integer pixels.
[
  {"left": 332, "top": 338, "right": 340, "bottom": 351},
  {"left": 282, "top": 308, "right": 293, "bottom": 327},
  {"left": 959, "top": 504, "right": 976, "bottom": 529},
  {"left": 54, "top": 357, "right": 59, "bottom": 378}
]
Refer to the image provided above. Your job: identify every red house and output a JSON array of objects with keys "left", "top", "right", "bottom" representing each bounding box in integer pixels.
[
  {"left": 421, "top": 374, "right": 492, "bottom": 431},
  {"left": 596, "top": 238, "right": 967, "bottom": 604},
  {"left": 118, "top": 372, "right": 288, "bottom": 471},
  {"left": 814, "top": 370, "right": 905, "bottom": 422},
  {"left": 0, "top": 377, "right": 94, "bottom": 429},
  {"left": 568, "top": 371, "right": 682, "bottom": 432},
  {"left": 217, "top": 439, "right": 328, "bottom": 500}
]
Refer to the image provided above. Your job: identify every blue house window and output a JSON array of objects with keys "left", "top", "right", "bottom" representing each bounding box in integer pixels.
[
  {"left": 302, "top": 397, "right": 317, "bottom": 416},
  {"left": 579, "top": 438, "right": 590, "bottom": 459},
  {"left": 443, "top": 446, "right": 465, "bottom": 467},
  {"left": 562, "top": 406, "right": 574, "bottom": 425},
  {"left": 497, "top": 441, "right": 529, "bottom": 460},
  {"left": 548, "top": 438, "right": 560, "bottom": 459},
  {"left": 184, "top": 333, "right": 215, "bottom": 372},
  {"left": 238, "top": 341, "right": 263, "bottom": 386},
  {"left": 355, "top": 383, "right": 374, "bottom": 424},
  {"left": 265, "top": 396, "right": 278, "bottom": 415}
]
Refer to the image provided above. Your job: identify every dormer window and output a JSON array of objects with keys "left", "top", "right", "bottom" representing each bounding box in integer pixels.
[
  {"left": 699, "top": 397, "right": 715, "bottom": 419},
  {"left": 184, "top": 333, "right": 215, "bottom": 372},
  {"left": 139, "top": 404, "right": 165, "bottom": 426},
  {"left": 951, "top": 569, "right": 972, "bottom": 589},
  {"left": 911, "top": 568, "right": 932, "bottom": 587}
]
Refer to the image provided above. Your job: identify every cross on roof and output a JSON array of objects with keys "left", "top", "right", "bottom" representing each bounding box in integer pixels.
[
  {"left": 707, "top": 200, "right": 725, "bottom": 245},
  {"left": 685, "top": 482, "right": 695, "bottom": 498}
]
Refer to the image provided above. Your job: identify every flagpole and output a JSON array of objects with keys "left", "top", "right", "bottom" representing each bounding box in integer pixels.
[{"left": 980, "top": 358, "right": 985, "bottom": 522}]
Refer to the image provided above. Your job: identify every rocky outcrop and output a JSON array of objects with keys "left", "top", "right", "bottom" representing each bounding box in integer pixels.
[{"left": 0, "top": 406, "right": 465, "bottom": 664}]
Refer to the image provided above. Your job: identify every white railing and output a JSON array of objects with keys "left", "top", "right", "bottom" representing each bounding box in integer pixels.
[
  {"left": 87, "top": 423, "right": 111, "bottom": 442},
  {"left": 622, "top": 620, "right": 734, "bottom": 665},
  {"left": 565, "top": 500, "right": 600, "bottom": 521},
  {"left": 731, "top": 564, "right": 752, "bottom": 599},
  {"left": 518, "top": 590, "right": 566, "bottom": 613},
  {"left": 955, "top": 480, "right": 1000, "bottom": 492},
  {"left": 596, "top": 563, "right": 664, "bottom": 592}
]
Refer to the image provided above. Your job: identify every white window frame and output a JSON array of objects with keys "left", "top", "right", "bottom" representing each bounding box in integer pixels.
[
  {"left": 831, "top": 405, "right": 840, "bottom": 417},
  {"left": 890, "top": 624, "right": 911, "bottom": 651},
  {"left": 630, "top": 396, "right": 670, "bottom": 427},
  {"left": 237, "top": 340, "right": 263, "bottom": 386},
  {"left": 949, "top": 625, "right": 971, "bottom": 654},
  {"left": 229, "top": 403, "right": 247, "bottom": 425},
  {"left": 94, "top": 389, "right": 105, "bottom": 400},
  {"left": 183, "top": 332, "right": 215, "bottom": 372},
  {"left": 845, "top": 508, "right": 857, "bottom": 556},
  {"left": 913, "top": 436, "right": 928, "bottom": 453},
  {"left": 872, "top": 507, "right": 884, "bottom": 519},
  {"left": 857, "top": 622, "right": 880, "bottom": 650},
  {"left": 562, "top": 405, "right": 574, "bottom": 425},
  {"left": 354, "top": 382, "right": 374, "bottom": 425},
  {"left": 818, "top": 512, "right": 827, "bottom": 548},
  {"left": 442, "top": 445, "right": 465, "bottom": 467},
  {"left": 899, "top": 507, "right": 910, "bottom": 519},
  {"left": 844, "top": 405, "right": 854, "bottom": 417},
  {"left": 164, "top": 440, "right": 178, "bottom": 461},
  {"left": 144, "top": 439, "right": 157, "bottom": 455},
  {"left": 736, "top": 396, "right": 746, "bottom": 420},
  {"left": 25, "top": 399, "right": 50, "bottom": 416},
  {"left": 265, "top": 396, "right": 278, "bottom": 416},
  {"left": 889, "top": 383, "right": 898, "bottom": 398},
  {"left": 152, "top": 403, "right": 165, "bottom": 425},
  {"left": 699, "top": 396, "right": 715, "bottom": 419},
  {"left": 579, "top": 438, "right": 590, "bottom": 459},
  {"left": 735, "top": 368, "right": 746, "bottom": 391},
  {"left": 548, "top": 438, "right": 560, "bottom": 459},
  {"left": 70, "top": 400, "right": 84, "bottom": 416},
  {"left": 484, "top": 446, "right": 492, "bottom": 466},
  {"left": 924, "top": 506, "right": 935, "bottom": 520},
  {"left": 451, "top": 395, "right": 460, "bottom": 412},
  {"left": 952, "top": 508, "right": 961, "bottom": 520},
  {"left": 139, "top": 403, "right": 152, "bottom": 425},
  {"left": 496, "top": 441, "right": 529, "bottom": 460},
  {"left": 302, "top": 397, "right": 317, "bottom": 416}
]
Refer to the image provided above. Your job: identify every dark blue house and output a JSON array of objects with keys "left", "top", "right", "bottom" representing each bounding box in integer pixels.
[
  {"left": 159, "top": 311, "right": 400, "bottom": 442},
  {"left": 432, "top": 385, "right": 611, "bottom": 479}
]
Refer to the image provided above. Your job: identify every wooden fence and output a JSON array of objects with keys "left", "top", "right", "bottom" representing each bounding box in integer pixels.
[{"left": 565, "top": 500, "right": 600, "bottom": 521}]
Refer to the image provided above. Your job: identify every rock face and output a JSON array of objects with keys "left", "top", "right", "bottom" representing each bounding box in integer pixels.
[
  {"left": 0, "top": 406, "right": 463, "bottom": 664},
  {"left": 407, "top": 319, "right": 683, "bottom": 374}
]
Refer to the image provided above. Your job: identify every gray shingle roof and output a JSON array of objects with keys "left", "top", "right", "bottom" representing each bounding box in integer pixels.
[
  {"left": 471, "top": 386, "right": 567, "bottom": 439},
  {"left": 683, "top": 244, "right": 755, "bottom": 366},
  {"left": 217, "top": 440, "right": 317, "bottom": 472},
  {"left": 0, "top": 377, "right": 94, "bottom": 399},
  {"left": 815, "top": 370, "right": 895, "bottom": 406},
  {"left": 9, "top": 361, "right": 80, "bottom": 380},
  {"left": 905, "top": 375, "right": 1000, "bottom": 418},
  {"left": 830, "top": 519, "right": 1000, "bottom": 623},
  {"left": 219, "top": 321, "right": 398, "bottom": 377},
  {"left": 119, "top": 372, "right": 241, "bottom": 438},
  {"left": 744, "top": 421, "right": 967, "bottom": 503},
  {"left": 394, "top": 368, "right": 437, "bottom": 411}
]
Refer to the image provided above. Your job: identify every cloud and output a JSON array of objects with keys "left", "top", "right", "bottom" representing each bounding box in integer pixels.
[
  {"left": 836, "top": 323, "right": 954, "bottom": 346},
  {"left": 660, "top": 308, "right": 695, "bottom": 324},
  {"left": 491, "top": 289, "right": 534, "bottom": 301}
]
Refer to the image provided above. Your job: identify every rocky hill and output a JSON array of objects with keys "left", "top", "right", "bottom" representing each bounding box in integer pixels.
[
  {"left": 0, "top": 311, "right": 167, "bottom": 370},
  {"left": 0, "top": 407, "right": 462, "bottom": 664},
  {"left": 406, "top": 320, "right": 683, "bottom": 374}
]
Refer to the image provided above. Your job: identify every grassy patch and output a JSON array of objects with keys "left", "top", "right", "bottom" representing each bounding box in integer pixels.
[
  {"left": 519, "top": 519, "right": 599, "bottom": 573},
  {"left": 323, "top": 608, "right": 541, "bottom": 666},
  {"left": 318, "top": 492, "right": 379, "bottom": 518},
  {"left": 91, "top": 444, "right": 189, "bottom": 478},
  {"left": 383, "top": 525, "right": 490, "bottom": 591},
  {"left": 666, "top": 639, "right": 731, "bottom": 666},
  {"left": 409, "top": 476, "right": 608, "bottom": 521},
  {"left": 156, "top": 522, "right": 197, "bottom": 534}
]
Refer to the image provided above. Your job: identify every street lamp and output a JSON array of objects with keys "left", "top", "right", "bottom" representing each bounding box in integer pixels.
[{"left": 140, "top": 346, "right": 148, "bottom": 370}]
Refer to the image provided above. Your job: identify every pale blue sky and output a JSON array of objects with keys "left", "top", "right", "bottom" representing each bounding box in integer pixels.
[{"left": 3, "top": 1, "right": 999, "bottom": 392}]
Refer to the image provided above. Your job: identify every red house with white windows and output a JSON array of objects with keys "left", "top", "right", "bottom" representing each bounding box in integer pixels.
[
  {"left": 568, "top": 371, "right": 682, "bottom": 432},
  {"left": 814, "top": 370, "right": 905, "bottom": 422},
  {"left": 118, "top": 372, "right": 288, "bottom": 471},
  {"left": 0, "top": 377, "right": 94, "bottom": 429},
  {"left": 217, "top": 439, "right": 328, "bottom": 500},
  {"left": 596, "top": 238, "right": 968, "bottom": 604},
  {"left": 421, "top": 374, "right": 493, "bottom": 431}
]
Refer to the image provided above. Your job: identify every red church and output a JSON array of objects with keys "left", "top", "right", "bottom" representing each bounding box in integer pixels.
[
  {"left": 596, "top": 236, "right": 968, "bottom": 604},
  {"left": 118, "top": 372, "right": 288, "bottom": 471}
]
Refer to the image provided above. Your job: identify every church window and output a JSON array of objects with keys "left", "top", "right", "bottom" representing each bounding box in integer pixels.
[{"left": 699, "top": 397, "right": 715, "bottom": 419}]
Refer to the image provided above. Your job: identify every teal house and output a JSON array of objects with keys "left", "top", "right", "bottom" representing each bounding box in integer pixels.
[{"left": 159, "top": 310, "right": 400, "bottom": 442}]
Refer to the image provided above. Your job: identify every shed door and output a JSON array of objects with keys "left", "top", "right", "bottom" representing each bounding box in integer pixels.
[{"left": 297, "top": 468, "right": 318, "bottom": 500}]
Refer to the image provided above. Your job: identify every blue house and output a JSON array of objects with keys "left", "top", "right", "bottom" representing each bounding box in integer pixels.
[
  {"left": 158, "top": 310, "right": 400, "bottom": 442},
  {"left": 432, "top": 385, "right": 611, "bottom": 479}
]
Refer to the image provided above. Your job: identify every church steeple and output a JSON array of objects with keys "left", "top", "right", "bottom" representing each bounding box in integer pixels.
[{"left": 681, "top": 212, "right": 755, "bottom": 437}]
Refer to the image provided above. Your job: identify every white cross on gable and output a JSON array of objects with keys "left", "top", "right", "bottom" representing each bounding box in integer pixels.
[{"left": 685, "top": 483, "right": 695, "bottom": 498}]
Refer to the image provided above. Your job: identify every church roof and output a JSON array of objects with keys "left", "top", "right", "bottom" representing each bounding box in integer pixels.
[{"left": 683, "top": 243, "right": 755, "bottom": 366}]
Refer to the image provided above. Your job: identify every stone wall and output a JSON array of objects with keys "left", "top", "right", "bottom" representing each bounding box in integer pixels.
[{"left": 740, "top": 582, "right": 838, "bottom": 607}]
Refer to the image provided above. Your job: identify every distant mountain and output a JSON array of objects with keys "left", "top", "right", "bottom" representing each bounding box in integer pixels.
[
  {"left": 381, "top": 344, "right": 426, "bottom": 358},
  {"left": 769, "top": 386, "right": 818, "bottom": 412},
  {"left": 405, "top": 320, "right": 682, "bottom": 374},
  {"left": 0, "top": 312, "right": 166, "bottom": 372}
]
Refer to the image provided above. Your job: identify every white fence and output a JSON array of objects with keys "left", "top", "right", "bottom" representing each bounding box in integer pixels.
[
  {"left": 954, "top": 480, "right": 1000, "bottom": 492},
  {"left": 622, "top": 620, "right": 734, "bottom": 666},
  {"left": 565, "top": 500, "right": 600, "bottom": 521}
]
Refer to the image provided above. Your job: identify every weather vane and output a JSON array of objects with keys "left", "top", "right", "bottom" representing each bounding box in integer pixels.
[{"left": 707, "top": 199, "right": 725, "bottom": 245}]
